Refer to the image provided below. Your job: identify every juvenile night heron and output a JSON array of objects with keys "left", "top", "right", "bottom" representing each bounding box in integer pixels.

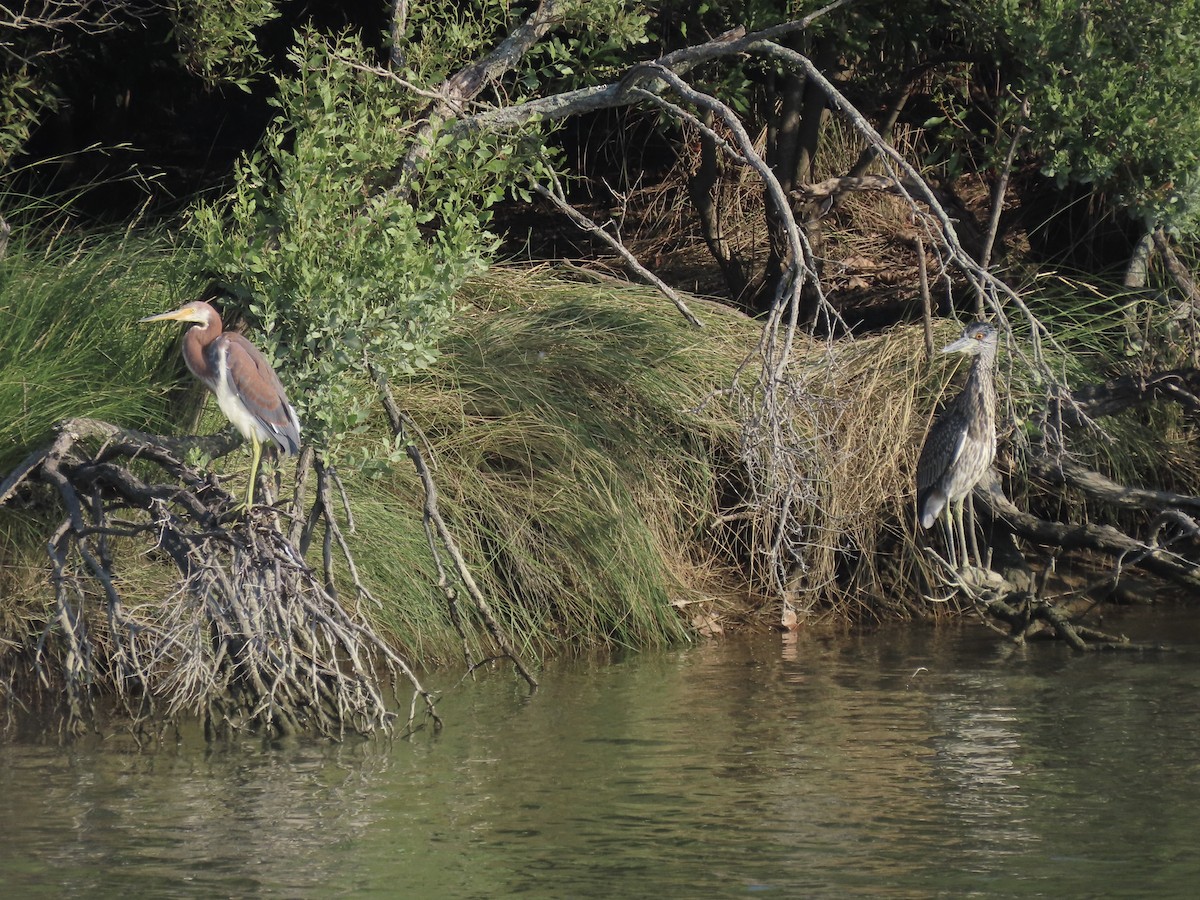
[
  {"left": 916, "top": 321, "right": 999, "bottom": 569},
  {"left": 140, "top": 299, "right": 301, "bottom": 510}
]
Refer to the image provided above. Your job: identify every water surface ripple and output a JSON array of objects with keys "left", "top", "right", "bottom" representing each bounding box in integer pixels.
[{"left": 3, "top": 607, "right": 1199, "bottom": 898}]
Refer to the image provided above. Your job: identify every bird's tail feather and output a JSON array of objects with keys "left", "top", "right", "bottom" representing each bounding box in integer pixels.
[{"left": 918, "top": 490, "right": 946, "bottom": 530}]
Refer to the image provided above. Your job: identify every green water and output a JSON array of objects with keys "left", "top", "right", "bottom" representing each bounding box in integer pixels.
[{"left": 3, "top": 608, "right": 1199, "bottom": 897}]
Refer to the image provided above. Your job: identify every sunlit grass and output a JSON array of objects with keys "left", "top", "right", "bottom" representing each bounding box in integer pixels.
[
  {"left": 0, "top": 237, "right": 760, "bottom": 661},
  {"left": 8, "top": 226, "right": 1196, "bottom": 665},
  {"left": 339, "top": 271, "right": 755, "bottom": 658}
]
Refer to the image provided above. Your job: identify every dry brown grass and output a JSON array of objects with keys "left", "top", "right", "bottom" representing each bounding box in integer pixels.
[
  {"left": 703, "top": 317, "right": 967, "bottom": 624},
  {"left": 788, "top": 320, "right": 967, "bottom": 618}
]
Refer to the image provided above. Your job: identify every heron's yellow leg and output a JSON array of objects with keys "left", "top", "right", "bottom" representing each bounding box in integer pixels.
[
  {"left": 965, "top": 495, "right": 983, "bottom": 569},
  {"left": 244, "top": 434, "right": 263, "bottom": 510},
  {"left": 954, "top": 499, "right": 970, "bottom": 572},
  {"left": 940, "top": 506, "right": 958, "bottom": 571}
]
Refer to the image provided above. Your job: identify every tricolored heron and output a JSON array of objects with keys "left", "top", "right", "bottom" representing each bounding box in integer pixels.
[
  {"left": 916, "top": 321, "right": 999, "bottom": 570},
  {"left": 140, "top": 300, "right": 301, "bottom": 510}
]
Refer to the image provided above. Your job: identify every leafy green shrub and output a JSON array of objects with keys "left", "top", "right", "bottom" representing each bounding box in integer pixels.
[
  {"left": 978, "top": 0, "right": 1200, "bottom": 231},
  {"left": 170, "top": 0, "right": 280, "bottom": 89},
  {"left": 190, "top": 30, "right": 531, "bottom": 463}
]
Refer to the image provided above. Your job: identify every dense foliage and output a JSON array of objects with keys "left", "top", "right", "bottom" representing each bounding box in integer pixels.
[
  {"left": 189, "top": 30, "right": 519, "bottom": 462},
  {"left": 5, "top": 2, "right": 1200, "bottom": 241},
  {"left": 975, "top": 0, "right": 1200, "bottom": 233}
]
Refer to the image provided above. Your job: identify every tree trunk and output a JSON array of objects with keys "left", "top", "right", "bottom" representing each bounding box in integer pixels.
[
  {"left": 751, "top": 35, "right": 837, "bottom": 316},
  {"left": 687, "top": 108, "right": 753, "bottom": 307}
]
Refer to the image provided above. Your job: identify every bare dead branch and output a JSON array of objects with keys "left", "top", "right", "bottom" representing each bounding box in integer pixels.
[
  {"left": 979, "top": 103, "right": 1029, "bottom": 284},
  {"left": 410, "top": 3, "right": 854, "bottom": 136},
  {"left": 1031, "top": 455, "right": 1200, "bottom": 516},
  {"left": 0, "top": 0, "right": 143, "bottom": 67},
  {"left": 440, "top": 0, "right": 564, "bottom": 106},
  {"left": 533, "top": 176, "right": 703, "bottom": 328},
  {"left": 0, "top": 416, "right": 439, "bottom": 738},
  {"left": 367, "top": 360, "right": 540, "bottom": 690},
  {"left": 630, "top": 65, "right": 832, "bottom": 336},
  {"left": 687, "top": 109, "right": 754, "bottom": 303},
  {"left": 1055, "top": 367, "right": 1200, "bottom": 423},
  {"left": 389, "top": 0, "right": 407, "bottom": 69},
  {"left": 979, "top": 477, "right": 1200, "bottom": 590},
  {"left": 395, "top": 0, "right": 565, "bottom": 178},
  {"left": 917, "top": 236, "right": 935, "bottom": 360}
]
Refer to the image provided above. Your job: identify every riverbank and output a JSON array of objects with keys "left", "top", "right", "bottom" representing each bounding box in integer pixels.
[
  {"left": 4, "top": 229, "right": 1199, "bottom": 732},
  {"left": 0, "top": 236, "right": 944, "bottom": 670}
]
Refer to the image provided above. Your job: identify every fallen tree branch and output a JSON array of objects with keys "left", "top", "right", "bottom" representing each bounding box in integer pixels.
[
  {"left": 1, "top": 417, "right": 439, "bottom": 738},
  {"left": 1031, "top": 455, "right": 1200, "bottom": 516},
  {"left": 1057, "top": 367, "right": 1200, "bottom": 423},
  {"left": 931, "top": 548, "right": 1153, "bottom": 651},
  {"left": 978, "top": 477, "right": 1200, "bottom": 590}
]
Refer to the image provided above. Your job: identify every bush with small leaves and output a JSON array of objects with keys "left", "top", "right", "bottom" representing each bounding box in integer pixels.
[{"left": 190, "top": 30, "right": 539, "bottom": 464}]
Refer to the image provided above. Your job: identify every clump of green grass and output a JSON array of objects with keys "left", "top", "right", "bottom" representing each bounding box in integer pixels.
[
  {"left": 341, "top": 270, "right": 756, "bottom": 659},
  {"left": 0, "top": 225, "right": 199, "bottom": 473},
  {"left": 0, "top": 221, "right": 208, "bottom": 609}
]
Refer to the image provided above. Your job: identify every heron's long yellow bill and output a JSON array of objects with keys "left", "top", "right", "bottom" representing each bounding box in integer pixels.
[{"left": 139, "top": 307, "right": 204, "bottom": 324}]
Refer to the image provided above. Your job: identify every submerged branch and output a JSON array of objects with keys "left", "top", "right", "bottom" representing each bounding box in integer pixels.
[{"left": 930, "top": 543, "right": 1153, "bottom": 652}]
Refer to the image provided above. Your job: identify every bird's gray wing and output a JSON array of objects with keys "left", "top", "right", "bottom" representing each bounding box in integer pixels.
[
  {"left": 916, "top": 417, "right": 969, "bottom": 528},
  {"left": 223, "top": 333, "right": 302, "bottom": 454}
]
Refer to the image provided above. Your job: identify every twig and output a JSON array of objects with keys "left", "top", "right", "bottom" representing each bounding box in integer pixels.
[
  {"left": 977, "top": 100, "right": 1029, "bottom": 314},
  {"left": 533, "top": 176, "right": 703, "bottom": 328},
  {"left": 367, "top": 360, "right": 540, "bottom": 690},
  {"left": 917, "top": 236, "right": 934, "bottom": 360}
]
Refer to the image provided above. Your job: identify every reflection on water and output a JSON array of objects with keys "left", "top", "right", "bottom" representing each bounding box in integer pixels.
[{"left": 3, "top": 607, "right": 1200, "bottom": 897}]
